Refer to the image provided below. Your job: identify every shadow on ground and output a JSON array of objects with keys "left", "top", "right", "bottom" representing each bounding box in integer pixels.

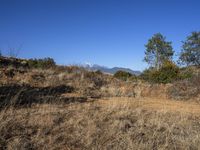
[{"left": 0, "top": 84, "right": 87, "bottom": 108}]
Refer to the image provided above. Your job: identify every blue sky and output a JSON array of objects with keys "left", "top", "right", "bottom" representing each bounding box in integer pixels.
[{"left": 0, "top": 0, "right": 199, "bottom": 71}]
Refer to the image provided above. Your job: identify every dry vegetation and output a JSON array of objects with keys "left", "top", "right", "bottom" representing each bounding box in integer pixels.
[
  {"left": 1, "top": 57, "right": 200, "bottom": 149},
  {"left": 1, "top": 98, "right": 200, "bottom": 149}
]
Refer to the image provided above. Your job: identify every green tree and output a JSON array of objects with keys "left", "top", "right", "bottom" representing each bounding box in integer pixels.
[
  {"left": 179, "top": 32, "right": 200, "bottom": 66},
  {"left": 144, "top": 33, "right": 174, "bottom": 70}
]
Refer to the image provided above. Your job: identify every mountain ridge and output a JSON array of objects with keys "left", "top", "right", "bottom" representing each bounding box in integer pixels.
[{"left": 84, "top": 64, "right": 141, "bottom": 75}]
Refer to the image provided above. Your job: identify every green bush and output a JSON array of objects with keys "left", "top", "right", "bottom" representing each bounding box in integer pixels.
[
  {"left": 114, "top": 70, "right": 136, "bottom": 81},
  {"left": 28, "top": 58, "right": 56, "bottom": 69},
  {"left": 139, "top": 69, "right": 152, "bottom": 81},
  {"left": 139, "top": 61, "right": 189, "bottom": 84}
]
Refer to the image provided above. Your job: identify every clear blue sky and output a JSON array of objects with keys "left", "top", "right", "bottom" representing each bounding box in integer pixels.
[{"left": 0, "top": 0, "right": 199, "bottom": 71}]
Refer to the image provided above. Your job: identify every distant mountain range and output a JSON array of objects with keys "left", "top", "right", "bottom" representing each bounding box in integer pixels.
[{"left": 84, "top": 64, "right": 141, "bottom": 76}]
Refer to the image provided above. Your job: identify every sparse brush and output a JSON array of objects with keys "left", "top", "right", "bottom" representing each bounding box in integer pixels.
[{"left": 168, "top": 74, "right": 200, "bottom": 100}]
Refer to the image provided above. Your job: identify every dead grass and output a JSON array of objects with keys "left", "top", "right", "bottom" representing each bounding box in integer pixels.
[
  {"left": 1, "top": 97, "right": 200, "bottom": 149},
  {"left": 1, "top": 57, "right": 200, "bottom": 149},
  {"left": 99, "top": 97, "right": 200, "bottom": 115}
]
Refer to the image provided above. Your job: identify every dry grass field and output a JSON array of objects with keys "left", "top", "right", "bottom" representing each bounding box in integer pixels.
[
  {"left": 1, "top": 57, "right": 200, "bottom": 149},
  {"left": 1, "top": 97, "right": 200, "bottom": 150}
]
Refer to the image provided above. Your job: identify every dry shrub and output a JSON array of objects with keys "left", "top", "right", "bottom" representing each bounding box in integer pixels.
[
  {"left": 168, "top": 74, "right": 200, "bottom": 100},
  {"left": 84, "top": 71, "right": 107, "bottom": 88},
  {"left": 0, "top": 58, "right": 139, "bottom": 99},
  {"left": 139, "top": 83, "right": 171, "bottom": 99}
]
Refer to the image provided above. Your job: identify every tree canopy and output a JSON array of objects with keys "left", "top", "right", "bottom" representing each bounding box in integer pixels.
[
  {"left": 179, "top": 31, "right": 200, "bottom": 66},
  {"left": 144, "top": 33, "right": 174, "bottom": 70}
]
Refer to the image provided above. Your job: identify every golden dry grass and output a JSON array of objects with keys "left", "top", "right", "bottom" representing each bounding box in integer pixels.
[
  {"left": 1, "top": 97, "right": 200, "bottom": 149},
  {"left": 98, "top": 97, "right": 200, "bottom": 115}
]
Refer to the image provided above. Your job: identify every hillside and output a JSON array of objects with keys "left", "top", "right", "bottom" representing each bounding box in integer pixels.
[{"left": 1, "top": 56, "right": 200, "bottom": 149}]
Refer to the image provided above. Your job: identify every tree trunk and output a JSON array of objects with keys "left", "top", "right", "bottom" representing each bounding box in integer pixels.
[{"left": 156, "top": 47, "right": 159, "bottom": 70}]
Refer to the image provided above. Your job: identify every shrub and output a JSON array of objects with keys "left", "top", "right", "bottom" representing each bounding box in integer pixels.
[
  {"left": 155, "top": 61, "right": 180, "bottom": 83},
  {"left": 140, "top": 61, "right": 186, "bottom": 84},
  {"left": 168, "top": 74, "right": 200, "bottom": 100},
  {"left": 84, "top": 71, "right": 106, "bottom": 87},
  {"left": 139, "top": 69, "right": 153, "bottom": 81},
  {"left": 28, "top": 58, "right": 56, "bottom": 69},
  {"left": 114, "top": 71, "right": 136, "bottom": 81}
]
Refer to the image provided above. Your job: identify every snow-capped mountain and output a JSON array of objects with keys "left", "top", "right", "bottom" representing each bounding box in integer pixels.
[{"left": 84, "top": 64, "right": 141, "bottom": 75}]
